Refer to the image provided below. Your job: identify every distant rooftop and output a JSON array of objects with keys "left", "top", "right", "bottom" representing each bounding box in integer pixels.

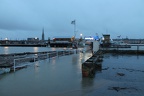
[
  {"left": 52, "top": 36, "right": 72, "bottom": 38},
  {"left": 102, "top": 34, "right": 110, "bottom": 36}
]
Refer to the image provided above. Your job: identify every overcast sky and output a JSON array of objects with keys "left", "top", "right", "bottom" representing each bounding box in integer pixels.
[{"left": 0, "top": 0, "right": 144, "bottom": 40}]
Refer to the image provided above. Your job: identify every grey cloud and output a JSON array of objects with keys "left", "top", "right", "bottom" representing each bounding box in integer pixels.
[{"left": 0, "top": 0, "right": 144, "bottom": 39}]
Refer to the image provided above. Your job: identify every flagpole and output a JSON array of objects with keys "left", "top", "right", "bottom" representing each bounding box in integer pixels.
[
  {"left": 74, "top": 20, "right": 76, "bottom": 37},
  {"left": 71, "top": 20, "right": 76, "bottom": 38}
]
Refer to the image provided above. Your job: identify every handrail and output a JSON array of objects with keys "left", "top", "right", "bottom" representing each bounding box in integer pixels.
[{"left": 13, "top": 50, "right": 75, "bottom": 72}]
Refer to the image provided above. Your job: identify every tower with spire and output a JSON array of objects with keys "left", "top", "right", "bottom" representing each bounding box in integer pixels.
[{"left": 42, "top": 28, "right": 45, "bottom": 41}]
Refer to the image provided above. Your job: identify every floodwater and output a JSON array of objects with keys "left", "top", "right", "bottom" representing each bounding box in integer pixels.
[
  {"left": 0, "top": 47, "right": 70, "bottom": 54},
  {"left": 0, "top": 47, "right": 144, "bottom": 96},
  {"left": 0, "top": 45, "right": 144, "bottom": 54}
]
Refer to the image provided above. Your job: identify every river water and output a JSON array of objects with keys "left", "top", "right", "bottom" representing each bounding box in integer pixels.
[
  {"left": 0, "top": 46, "right": 144, "bottom": 54},
  {"left": 0, "top": 47, "right": 144, "bottom": 96},
  {"left": 0, "top": 47, "right": 69, "bottom": 54}
]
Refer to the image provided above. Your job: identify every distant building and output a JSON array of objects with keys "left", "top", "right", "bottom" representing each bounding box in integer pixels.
[
  {"left": 101, "top": 34, "right": 111, "bottom": 47},
  {"left": 52, "top": 36, "right": 72, "bottom": 42},
  {"left": 113, "top": 38, "right": 144, "bottom": 44},
  {"left": 27, "top": 37, "right": 39, "bottom": 41},
  {"left": 84, "top": 36, "right": 94, "bottom": 40},
  {"left": 50, "top": 36, "right": 73, "bottom": 47},
  {"left": 102, "top": 34, "right": 110, "bottom": 43},
  {"left": 26, "top": 37, "right": 39, "bottom": 44},
  {"left": 93, "top": 36, "right": 99, "bottom": 41}
]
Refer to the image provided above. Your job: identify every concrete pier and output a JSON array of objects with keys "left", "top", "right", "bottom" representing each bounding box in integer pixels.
[
  {"left": 82, "top": 50, "right": 104, "bottom": 77},
  {"left": 82, "top": 46, "right": 144, "bottom": 78}
]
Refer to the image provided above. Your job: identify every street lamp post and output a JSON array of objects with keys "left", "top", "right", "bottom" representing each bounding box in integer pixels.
[{"left": 80, "top": 34, "right": 82, "bottom": 37}]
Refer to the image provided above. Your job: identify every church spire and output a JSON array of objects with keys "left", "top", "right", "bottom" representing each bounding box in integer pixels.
[{"left": 42, "top": 28, "right": 45, "bottom": 40}]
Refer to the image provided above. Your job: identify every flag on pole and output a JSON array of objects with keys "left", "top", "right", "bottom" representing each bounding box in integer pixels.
[{"left": 71, "top": 20, "right": 75, "bottom": 24}]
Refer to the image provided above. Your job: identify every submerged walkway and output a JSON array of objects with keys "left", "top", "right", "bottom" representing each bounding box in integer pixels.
[
  {"left": 0, "top": 50, "right": 76, "bottom": 73},
  {"left": 0, "top": 48, "right": 144, "bottom": 96}
]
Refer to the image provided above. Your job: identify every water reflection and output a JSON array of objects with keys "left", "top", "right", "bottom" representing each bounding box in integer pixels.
[
  {"left": 33, "top": 47, "right": 38, "bottom": 52},
  {"left": 0, "top": 47, "right": 59, "bottom": 54},
  {"left": 79, "top": 52, "right": 87, "bottom": 64},
  {"left": 81, "top": 78, "right": 94, "bottom": 88},
  {"left": 81, "top": 77, "right": 95, "bottom": 95},
  {"left": 34, "top": 62, "right": 40, "bottom": 73},
  {"left": 72, "top": 54, "right": 78, "bottom": 64},
  {"left": 4, "top": 47, "right": 9, "bottom": 54},
  {"left": 51, "top": 47, "right": 56, "bottom": 51}
]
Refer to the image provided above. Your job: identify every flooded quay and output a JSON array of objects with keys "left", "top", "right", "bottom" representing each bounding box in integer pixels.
[{"left": 0, "top": 47, "right": 144, "bottom": 96}]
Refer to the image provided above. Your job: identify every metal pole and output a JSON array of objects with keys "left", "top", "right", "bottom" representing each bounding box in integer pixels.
[
  {"left": 71, "top": 20, "right": 76, "bottom": 37},
  {"left": 34, "top": 57, "right": 35, "bottom": 62},
  {"left": 74, "top": 20, "right": 76, "bottom": 37}
]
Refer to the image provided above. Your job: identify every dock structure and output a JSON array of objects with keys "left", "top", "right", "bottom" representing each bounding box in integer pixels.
[
  {"left": 110, "top": 45, "right": 131, "bottom": 48},
  {"left": 81, "top": 49, "right": 144, "bottom": 78},
  {"left": 81, "top": 44, "right": 144, "bottom": 78},
  {"left": 82, "top": 50, "right": 103, "bottom": 77},
  {"left": 49, "top": 36, "right": 73, "bottom": 47},
  {"left": 50, "top": 42, "right": 72, "bottom": 47},
  {"left": 103, "top": 50, "right": 144, "bottom": 55},
  {"left": 0, "top": 50, "right": 75, "bottom": 73}
]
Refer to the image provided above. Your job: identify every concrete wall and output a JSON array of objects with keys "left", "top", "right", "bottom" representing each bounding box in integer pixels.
[{"left": 93, "top": 41, "right": 99, "bottom": 53}]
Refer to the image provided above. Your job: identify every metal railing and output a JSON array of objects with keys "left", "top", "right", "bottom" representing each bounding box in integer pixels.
[{"left": 13, "top": 50, "right": 75, "bottom": 72}]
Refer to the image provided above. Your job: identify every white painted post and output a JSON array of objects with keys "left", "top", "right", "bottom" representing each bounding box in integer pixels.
[
  {"left": 14, "top": 59, "right": 16, "bottom": 72},
  {"left": 63, "top": 51, "right": 64, "bottom": 56},
  {"left": 48, "top": 53, "right": 50, "bottom": 61},
  {"left": 47, "top": 53, "right": 48, "bottom": 59},
  {"left": 57, "top": 51, "right": 59, "bottom": 58}
]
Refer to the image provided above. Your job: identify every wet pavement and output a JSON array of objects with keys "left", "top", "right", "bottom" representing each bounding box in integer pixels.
[{"left": 0, "top": 51, "right": 144, "bottom": 96}]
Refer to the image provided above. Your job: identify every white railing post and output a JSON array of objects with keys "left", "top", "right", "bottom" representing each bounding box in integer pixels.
[
  {"left": 47, "top": 53, "right": 48, "bottom": 59},
  {"left": 63, "top": 51, "right": 64, "bottom": 56},
  {"left": 57, "top": 51, "right": 59, "bottom": 57},
  {"left": 14, "top": 59, "right": 16, "bottom": 72},
  {"left": 48, "top": 53, "right": 50, "bottom": 61}
]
